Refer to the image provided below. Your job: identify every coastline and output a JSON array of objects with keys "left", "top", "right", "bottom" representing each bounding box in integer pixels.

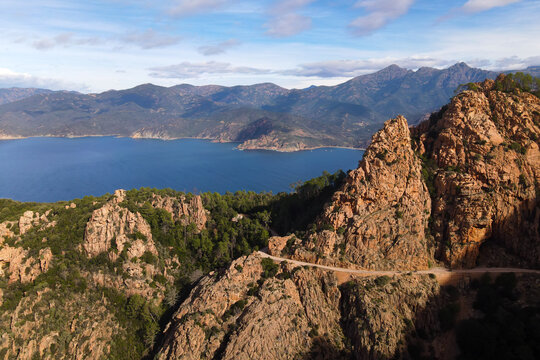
[{"left": 0, "top": 134, "right": 365, "bottom": 152}]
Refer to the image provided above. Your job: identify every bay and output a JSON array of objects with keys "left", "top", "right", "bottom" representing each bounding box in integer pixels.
[{"left": 0, "top": 137, "right": 363, "bottom": 203}]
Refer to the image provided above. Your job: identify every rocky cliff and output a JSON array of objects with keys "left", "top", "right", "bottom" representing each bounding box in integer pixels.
[
  {"left": 414, "top": 77, "right": 540, "bottom": 268},
  {"left": 156, "top": 252, "right": 441, "bottom": 360},
  {"left": 293, "top": 115, "right": 432, "bottom": 270},
  {"left": 290, "top": 76, "right": 539, "bottom": 270}
]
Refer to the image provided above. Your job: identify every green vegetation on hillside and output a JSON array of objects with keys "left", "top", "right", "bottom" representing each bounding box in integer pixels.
[
  {"left": 458, "top": 72, "right": 540, "bottom": 98},
  {"left": 495, "top": 72, "right": 540, "bottom": 97},
  {"left": 0, "top": 170, "right": 347, "bottom": 359}
]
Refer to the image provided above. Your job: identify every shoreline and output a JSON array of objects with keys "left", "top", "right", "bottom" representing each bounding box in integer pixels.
[{"left": 0, "top": 134, "right": 365, "bottom": 152}]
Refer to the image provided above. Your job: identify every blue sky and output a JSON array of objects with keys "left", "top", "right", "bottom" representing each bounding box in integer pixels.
[{"left": 0, "top": 0, "right": 539, "bottom": 92}]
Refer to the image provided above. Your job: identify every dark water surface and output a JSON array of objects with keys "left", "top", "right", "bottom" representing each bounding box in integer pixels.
[{"left": 0, "top": 137, "right": 364, "bottom": 203}]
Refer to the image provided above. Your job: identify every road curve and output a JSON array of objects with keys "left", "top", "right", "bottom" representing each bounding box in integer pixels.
[{"left": 257, "top": 251, "right": 540, "bottom": 276}]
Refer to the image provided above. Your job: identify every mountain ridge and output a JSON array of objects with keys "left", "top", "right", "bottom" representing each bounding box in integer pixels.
[{"left": 0, "top": 63, "right": 537, "bottom": 151}]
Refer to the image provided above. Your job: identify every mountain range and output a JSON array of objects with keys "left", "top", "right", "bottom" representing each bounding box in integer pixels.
[{"left": 0, "top": 63, "right": 537, "bottom": 150}]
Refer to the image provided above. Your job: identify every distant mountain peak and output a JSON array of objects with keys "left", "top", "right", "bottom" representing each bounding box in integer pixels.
[{"left": 448, "top": 62, "right": 472, "bottom": 70}]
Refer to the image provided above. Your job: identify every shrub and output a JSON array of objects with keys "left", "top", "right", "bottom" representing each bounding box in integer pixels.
[
  {"left": 510, "top": 142, "right": 527, "bottom": 155},
  {"left": 140, "top": 251, "right": 158, "bottom": 265},
  {"left": 222, "top": 299, "right": 248, "bottom": 320},
  {"left": 374, "top": 275, "right": 391, "bottom": 287},
  {"left": 261, "top": 258, "right": 279, "bottom": 279}
]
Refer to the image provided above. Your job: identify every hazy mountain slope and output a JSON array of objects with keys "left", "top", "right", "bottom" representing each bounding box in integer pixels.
[
  {"left": 0, "top": 63, "right": 507, "bottom": 149},
  {"left": 506, "top": 65, "right": 540, "bottom": 77},
  {"left": 0, "top": 88, "right": 53, "bottom": 105}
]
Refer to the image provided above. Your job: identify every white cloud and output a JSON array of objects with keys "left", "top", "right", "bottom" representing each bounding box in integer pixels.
[
  {"left": 168, "top": 0, "right": 233, "bottom": 16},
  {"left": 281, "top": 57, "right": 455, "bottom": 77},
  {"left": 198, "top": 39, "right": 240, "bottom": 56},
  {"left": 349, "top": 0, "right": 415, "bottom": 36},
  {"left": 148, "top": 61, "right": 272, "bottom": 79},
  {"left": 122, "top": 29, "right": 181, "bottom": 49},
  {"left": 147, "top": 53, "right": 540, "bottom": 83},
  {"left": 265, "top": 0, "right": 315, "bottom": 37},
  {"left": 32, "top": 33, "right": 102, "bottom": 50},
  {"left": 0, "top": 68, "right": 87, "bottom": 90},
  {"left": 492, "top": 55, "right": 540, "bottom": 70},
  {"left": 461, "top": 0, "right": 521, "bottom": 13}
]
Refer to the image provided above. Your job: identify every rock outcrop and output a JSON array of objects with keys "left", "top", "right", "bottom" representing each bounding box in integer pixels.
[
  {"left": 157, "top": 253, "right": 347, "bottom": 360},
  {"left": 82, "top": 189, "right": 156, "bottom": 259},
  {"left": 294, "top": 77, "right": 540, "bottom": 270},
  {"left": 414, "top": 77, "right": 540, "bottom": 268},
  {"left": 151, "top": 193, "right": 207, "bottom": 230},
  {"left": 0, "top": 221, "right": 15, "bottom": 241},
  {"left": 0, "top": 246, "right": 52, "bottom": 283},
  {"left": 18, "top": 210, "right": 56, "bottom": 235},
  {"left": 156, "top": 253, "right": 442, "bottom": 360},
  {"left": 295, "top": 116, "right": 433, "bottom": 270}
]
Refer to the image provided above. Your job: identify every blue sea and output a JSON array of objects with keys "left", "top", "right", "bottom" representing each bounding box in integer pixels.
[{"left": 0, "top": 137, "right": 363, "bottom": 203}]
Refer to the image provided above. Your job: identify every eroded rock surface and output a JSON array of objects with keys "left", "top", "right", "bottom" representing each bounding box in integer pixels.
[
  {"left": 295, "top": 116, "right": 433, "bottom": 270},
  {"left": 157, "top": 253, "right": 347, "bottom": 360},
  {"left": 414, "top": 77, "right": 540, "bottom": 268},
  {"left": 151, "top": 193, "right": 207, "bottom": 230},
  {"left": 83, "top": 189, "right": 156, "bottom": 259}
]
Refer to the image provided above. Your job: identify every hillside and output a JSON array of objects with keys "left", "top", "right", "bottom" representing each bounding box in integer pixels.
[
  {"left": 0, "top": 74, "right": 539, "bottom": 359},
  {"left": 0, "top": 63, "right": 497, "bottom": 150},
  {"left": 0, "top": 88, "right": 53, "bottom": 106}
]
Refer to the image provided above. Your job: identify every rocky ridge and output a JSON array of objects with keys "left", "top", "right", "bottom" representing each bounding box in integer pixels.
[
  {"left": 0, "top": 63, "right": 499, "bottom": 151},
  {"left": 415, "top": 78, "right": 540, "bottom": 268},
  {"left": 157, "top": 252, "right": 441, "bottom": 360},
  {"left": 0, "top": 188, "right": 211, "bottom": 359},
  {"left": 288, "top": 76, "right": 539, "bottom": 270},
  {"left": 292, "top": 115, "right": 432, "bottom": 270}
]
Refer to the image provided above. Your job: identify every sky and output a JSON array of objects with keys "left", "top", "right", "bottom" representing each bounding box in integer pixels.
[{"left": 0, "top": 0, "right": 539, "bottom": 93}]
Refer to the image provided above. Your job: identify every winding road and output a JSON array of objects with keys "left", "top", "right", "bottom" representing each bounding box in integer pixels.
[{"left": 257, "top": 251, "right": 540, "bottom": 283}]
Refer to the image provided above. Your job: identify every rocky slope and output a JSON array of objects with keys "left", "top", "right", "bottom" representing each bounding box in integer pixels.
[
  {"left": 285, "top": 75, "right": 539, "bottom": 271},
  {"left": 0, "top": 188, "right": 212, "bottom": 359},
  {"left": 415, "top": 76, "right": 540, "bottom": 268},
  {"left": 156, "top": 252, "right": 441, "bottom": 360},
  {"left": 291, "top": 115, "right": 433, "bottom": 270}
]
